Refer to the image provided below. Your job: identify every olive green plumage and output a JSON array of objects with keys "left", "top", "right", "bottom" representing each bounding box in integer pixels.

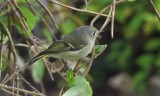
[{"left": 27, "top": 26, "right": 99, "bottom": 65}]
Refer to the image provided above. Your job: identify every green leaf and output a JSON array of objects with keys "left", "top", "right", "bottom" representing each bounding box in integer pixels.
[
  {"left": 94, "top": 44, "right": 107, "bottom": 58},
  {"left": 144, "top": 38, "right": 160, "bottom": 51},
  {"left": 59, "top": 18, "right": 77, "bottom": 34},
  {"left": 19, "top": 6, "right": 39, "bottom": 31},
  {"left": 107, "top": 51, "right": 120, "bottom": 62},
  {"left": 136, "top": 54, "right": 154, "bottom": 70},
  {"left": 2, "top": 57, "right": 7, "bottom": 71},
  {"left": 110, "top": 40, "right": 123, "bottom": 51},
  {"left": 132, "top": 71, "right": 148, "bottom": 92},
  {"left": 41, "top": 28, "right": 54, "bottom": 44},
  {"left": 31, "top": 60, "right": 45, "bottom": 83},
  {"left": 90, "top": 0, "right": 111, "bottom": 11},
  {"left": 116, "top": 6, "right": 133, "bottom": 23},
  {"left": 66, "top": 69, "right": 75, "bottom": 87},
  {"left": 155, "top": 53, "right": 160, "bottom": 67},
  {"left": 3, "top": 36, "right": 9, "bottom": 44},
  {"left": 124, "top": 14, "right": 144, "bottom": 39},
  {"left": 63, "top": 75, "right": 92, "bottom": 96}
]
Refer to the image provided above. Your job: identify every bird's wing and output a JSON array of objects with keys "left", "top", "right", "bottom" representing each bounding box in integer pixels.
[
  {"left": 27, "top": 41, "right": 86, "bottom": 65},
  {"left": 46, "top": 41, "right": 85, "bottom": 53},
  {"left": 46, "top": 41, "right": 73, "bottom": 52},
  {"left": 27, "top": 41, "right": 74, "bottom": 65}
]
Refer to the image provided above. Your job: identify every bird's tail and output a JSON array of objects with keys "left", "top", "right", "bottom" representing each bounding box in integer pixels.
[{"left": 27, "top": 51, "right": 48, "bottom": 65}]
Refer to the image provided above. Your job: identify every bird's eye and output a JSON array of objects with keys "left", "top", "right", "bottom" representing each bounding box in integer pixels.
[{"left": 91, "top": 31, "right": 97, "bottom": 36}]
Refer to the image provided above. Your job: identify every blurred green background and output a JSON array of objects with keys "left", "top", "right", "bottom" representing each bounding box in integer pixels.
[{"left": 0, "top": 0, "right": 160, "bottom": 96}]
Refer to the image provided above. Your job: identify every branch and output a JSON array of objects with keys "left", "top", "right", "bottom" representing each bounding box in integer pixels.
[
  {"left": 35, "top": 0, "right": 59, "bottom": 29},
  {"left": 111, "top": 0, "right": 116, "bottom": 38},
  {"left": 49, "top": 0, "right": 109, "bottom": 17},
  {"left": 25, "top": 0, "right": 57, "bottom": 41},
  {"left": 99, "top": 6, "right": 113, "bottom": 32},
  {"left": 0, "top": 84, "right": 45, "bottom": 96},
  {"left": 149, "top": 0, "right": 160, "bottom": 21}
]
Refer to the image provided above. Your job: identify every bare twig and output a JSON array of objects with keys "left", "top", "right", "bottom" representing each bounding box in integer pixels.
[
  {"left": 0, "top": 8, "right": 10, "bottom": 17},
  {"left": 99, "top": 6, "right": 113, "bottom": 32},
  {"left": 0, "top": 28, "right": 4, "bottom": 80},
  {"left": 91, "top": 0, "right": 125, "bottom": 27},
  {"left": 25, "top": 0, "right": 58, "bottom": 41},
  {"left": 8, "top": 1, "right": 54, "bottom": 81},
  {"left": 58, "top": 84, "right": 66, "bottom": 96},
  {"left": 73, "top": 59, "right": 83, "bottom": 73},
  {"left": 51, "top": 63, "right": 66, "bottom": 80},
  {"left": 40, "top": 83, "right": 46, "bottom": 96},
  {"left": 8, "top": 1, "right": 31, "bottom": 38},
  {"left": 0, "top": 84, "right": 45, "bottom": 96},
  {"left": 84, "top": 0, "right": 88, "bottom": 6},
  {"left": 90, "top": 6, "right": 110, "bottom": 27},
  {"left": 1, "top": 88, "right": 21, "bottom": 96},
  {"left": 149, "top": 0, "right": 160, "bottom": 21},
  {"left": 35, "top": 0, "right": 58, "bottom": 29},
  {"left": 42, "top": 59, "right": 54, "bottom": 80},
  {"left": 0, "top": 22, "right": 17, "bottom": 64},
  {"left": 49, "top": 0, "right": 109, "bottom": 17},
  {"left": 111, "top": 0, "right": 116, "bottom": 38},
  {"left": 84, "top": 0, "right": 88, "bottom": 10},
  {"left": 83, "top": 46, "right": 96, "bottom": 76},
  {"left": 16, "top": 74, "right": 20, "bottom": 95},
  {"left": 19, "top": 74, "right": 41, "bottom": 93},
  {"left": 15, "top": 43, "right": 29, "bottom": 48},
  {"left": 1, "top": 74, "right": 9, "bottom": 84}
]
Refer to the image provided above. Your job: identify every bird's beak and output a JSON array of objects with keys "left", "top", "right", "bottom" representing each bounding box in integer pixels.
[{"left": 96, "top": 30, "right": 102, "bottom": 39}]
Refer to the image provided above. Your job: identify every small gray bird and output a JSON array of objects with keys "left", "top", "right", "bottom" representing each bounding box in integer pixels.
[{"left": 28, "top": 26, "right": 99, "bottom": 65}]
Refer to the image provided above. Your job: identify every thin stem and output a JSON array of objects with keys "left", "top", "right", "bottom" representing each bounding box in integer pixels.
[
  {"left": 91, "top": 0, "right": 125, "bottom": 27},
  {"left": 1, "top": 88, "right": 21, "bottom": 96},
  {"left": 149, "top": 0, "right": 160, "bottom": 21},
  {"left": 111, "top": 0, "right": 116, "bottom": 38},
  {"left": 0, "top": 27, "right": 4, "bottom": 80},
  {"left": 0, "top": 22, "right": 17, "bottom": 64},
  {"left": 40, "top": 82, "right": 46, "bottom": 96},
  {"left": 19, "top": 74, "right": 41, "bottom": 93},
  {"left": 35, "top": 0, "right": 58, "bottom": 29},
  {"left": 8, "top": 0, "right": 54, "bottom": 80},
  {"left": 58, "top": 84, "right": 66, "bottom": 96},
  {"left": 90, "top": 6, "right": 110, "bottom": 27},
  {"left": 49, "top": 0, "right": 109, "bottom": 17},
  {"left": 25, "top": 0, "right": 57, "bottom": 41},
  {"left": 99, "top": 6, "right": 113, "bottom": 32},
  {"left": 0, "top": 84, "right": 45, "bottom": 96},
  {"left": 16, "top": 74, "right": 20, "bottom": 95}
]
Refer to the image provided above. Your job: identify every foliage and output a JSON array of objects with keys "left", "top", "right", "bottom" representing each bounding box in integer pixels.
[
  {"left": 0, "top": 0, "right": 160, "bottom": 96},
  {"left": 64, "top": 70, "right": 92, "bottom": 96}
]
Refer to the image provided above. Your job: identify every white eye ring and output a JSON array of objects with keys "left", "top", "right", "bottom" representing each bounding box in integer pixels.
[{"left": 92, "top": 31, "right": 97, "bottom": 36}]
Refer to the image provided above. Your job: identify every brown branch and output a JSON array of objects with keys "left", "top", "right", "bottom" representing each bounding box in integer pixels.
[
  {"left": 25, "top": 0, "right": 58, "bottom": 41},
  {"left": 8, "top": 0, "right": 54, "bottom": 81},
  {"left": 149, "top": 0, "right": 160, "bottom": 21},
  {"left": 91, "top": 0, "right": 125, "bottom": 28},
  {"left": 99, "top": 6, "right": 113, "bottom": 32},
  {"left": 35, "top": 0, "right": 58, "bottom": 29},
  {"left": 111, "top": 0, "right": 116, "bottom": 38},
  {"left": 0, "top": 22, "right": 17, "bottom": 64},
  {"left": 90, "top": 6, "right": 110, "bottom": 27},
  {"left": 0, "top": 84, "right": 45, "bottom": 96},
  {"left": 49, "top": 0, "right": 109, "bottom": 17},
  {"left": 0, "top": 26, "right": 4, "bottom": 80},
  {"left": 19, "top": 74, "right": 41, "bottom": 93},
  {"left": 1, "top": 88, "right": 21, "bottom": 96}
]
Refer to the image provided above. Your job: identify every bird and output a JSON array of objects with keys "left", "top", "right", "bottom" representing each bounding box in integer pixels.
[{"left": 27, "top": 26, "right": 99, "bottom": 66}]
